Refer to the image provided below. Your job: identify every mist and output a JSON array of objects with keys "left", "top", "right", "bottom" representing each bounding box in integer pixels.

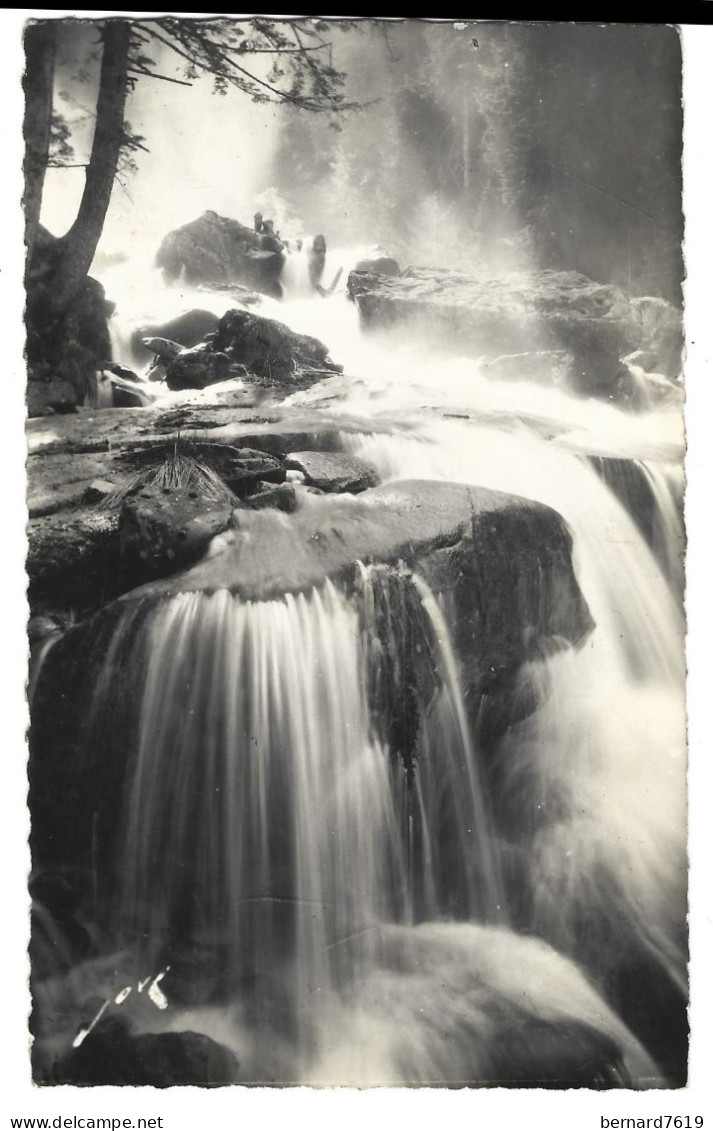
[{"left": 40, "top": 20, "right": 683, "bottom": 301}]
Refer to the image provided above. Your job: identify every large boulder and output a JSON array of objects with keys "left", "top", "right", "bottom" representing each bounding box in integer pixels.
[
  {"left": 155, "top": 211, "right": 285, "bottom": 298},
  {"left": 157, "top": 309, "right": 343, "bottom": 393},
  {"left": 130, "top": 309, "right": 221, "bottom": 365},
  {"left": 131, "top": 479, "right": 593, "bottom": 685},
  {"left": 347, "top": 265, "right": 681, "bottom": 401},
  {"left": 210, "top": 308, "right": 343, "bottom": 389}
]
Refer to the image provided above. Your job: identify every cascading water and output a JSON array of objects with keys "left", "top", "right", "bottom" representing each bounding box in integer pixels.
[
  {"left": 279, "top": 243, "right": 315, "bottom": 300},
  {"left": 57, "top": 246, "right": 687, "bottom": 1086},
  {"left": 343, "top": 420, "right": 687, "bottom": 1025},
  {"left": 281, "top": 272, "right": 687, "bottom": 1081},
  {"left": 51, "top": 562, "right": 659, "bottom": 1086}
]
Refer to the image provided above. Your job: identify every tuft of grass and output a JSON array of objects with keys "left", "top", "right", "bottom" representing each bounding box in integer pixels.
[{"left": 98, "top": 442, "right": 237, "bottom": 511}]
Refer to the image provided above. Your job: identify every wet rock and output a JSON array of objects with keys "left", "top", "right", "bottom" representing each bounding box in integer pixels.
[
  {"left": 46, "top": 1016, "right": 238, "bottom": 1086},
  {"left": 135, "top": 479, "right": 594, "bottom": 687},
  {"left": 108, "top": 363, "right": 142, "bottom": 384},
  {"left": 217, "top": 447, "right": 285, "bottom": 496},
  {"left": 27, "top": 508, "right": 122, "bottom": 616},
  {"left": 27, "top": 401, "right": 347, "bottom": 463},
  {"left": 131, "top": 310, "right": 221, "bottom": 364},
  {"left": 246, "top": 482, "right": 298, "bottom": 513},
  {"left": 165, "top": 345, "right": 236, "bottom": 391},
  {"left": 109, "top": 374, "right": 154, "bottom": 408},
  {"left": 211, "top": 308, "right": 342, "bottom": 389},
  {"left": 142, "top": 335, "right": 184, "bottom": 360},
  {"left": 25, "top": 411, "right": 365, "bottom": 617},
  {"left": 119, "top": 486, "right": 233, "bottom": 582},
  {"left": 354, "top": 256, "right": 400, "bottom": 276},
  {"left": 347, "top": 266, "right": 654, "bottom": 402},
  {"left": 156, "top": 210, "right": 284, "bottom": 298},
  {"left": 285, "top": 450, "right": 379, "bottom": 493},
  {"left": 146, "top": 357, "right": 168, "bottom": 384}
]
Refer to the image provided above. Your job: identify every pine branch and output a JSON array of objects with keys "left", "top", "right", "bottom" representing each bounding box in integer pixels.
[
  {"left": 128, "top": 66, "right": 193, "bottom": 87},
  {"left": 144, "top": 21, "right": 357, "bottom": 114}
]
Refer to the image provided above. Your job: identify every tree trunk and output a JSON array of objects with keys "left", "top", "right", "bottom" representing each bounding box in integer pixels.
[
  {"left": 47, "top": 21, "right": 131, "bottom": 316},
  {"left": 23, "top": 21, "right": 56, "bottom": 262}
]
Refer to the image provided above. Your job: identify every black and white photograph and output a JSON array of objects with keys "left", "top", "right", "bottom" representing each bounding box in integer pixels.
[{"left": 9, "top": 12, "right": 711, "bottom": 1109}]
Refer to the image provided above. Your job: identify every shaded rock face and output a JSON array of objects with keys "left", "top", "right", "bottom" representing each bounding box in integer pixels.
[
  {"left": 347, "top": 265, "right": 682, "bottom": 402},
  {"left": 155, "top": 211, "right": 285, "bottom": 298},
  {"left": 26, "top": 231, "right": 114, "bottom": 414},
  {"left": 165, "top": 345, "right": 235, "bottom": 391},
  {"left": 211, "top": 308, "right": 342, "bottom": 388},
  {"left": 27, "top": 509, "right": 124, "bottom": 617},
  {"left": 285, "top": 450, "right": 379, "bottom": 493},
  {"left": 130, "top": 309, "right": 221, "bottom": 365}
]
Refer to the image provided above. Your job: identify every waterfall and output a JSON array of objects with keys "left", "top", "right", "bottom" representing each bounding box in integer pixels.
[
  {"left": 64, "top": 571, "right": 499, "bottom": 1077},
  {"left": 344, "top": 419, "right": 687, "bottom": 1075},
  {"left": 44, "top": 559, "right": 658, "bottom": 1085},
  {"left": 280, "top": 245, "right": 314, "bottom": 300},
  {"left": 109, "top": 567, "right": 506, "bottom": 948},
  {"left": 38, "top": 247, "right": 685, "bottom": 1087}
]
